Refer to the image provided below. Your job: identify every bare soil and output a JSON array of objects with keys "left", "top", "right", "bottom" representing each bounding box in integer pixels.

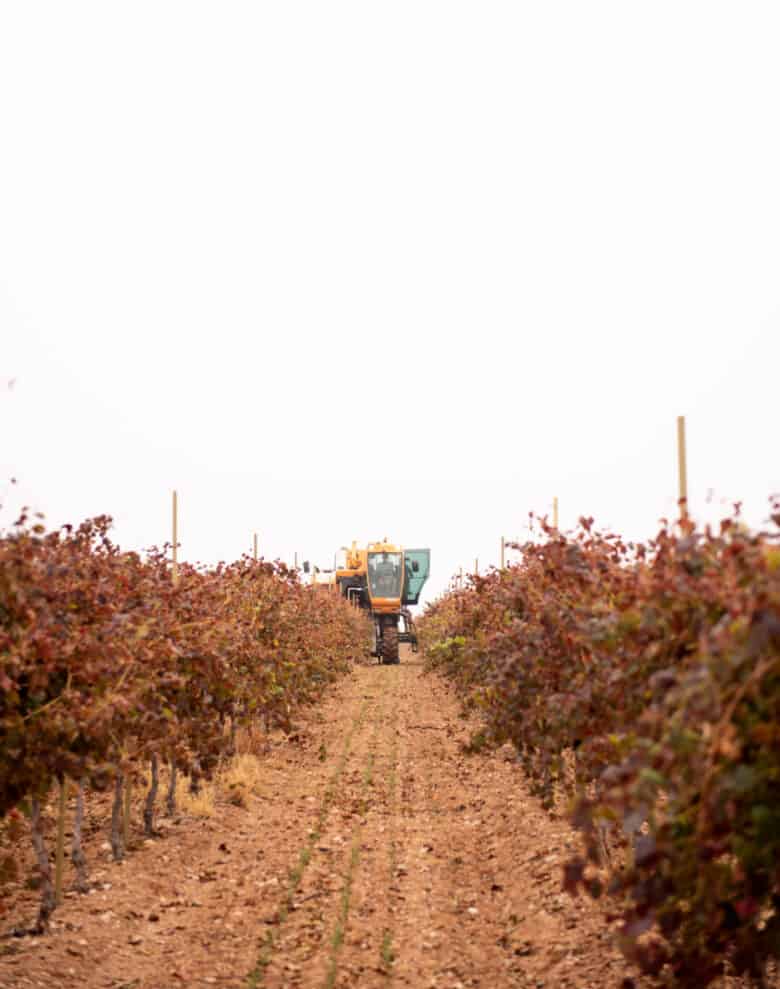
[{"left": 0, "top": 652, "right": 641, "bottom": 989}]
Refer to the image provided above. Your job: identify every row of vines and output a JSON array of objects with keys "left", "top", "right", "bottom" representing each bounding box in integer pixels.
[
  {"left": 418, "top": 499, "right": 780, "bottom": 988},
  {"left": 0, "top": 511, "right": 369, "bottom": 932}
]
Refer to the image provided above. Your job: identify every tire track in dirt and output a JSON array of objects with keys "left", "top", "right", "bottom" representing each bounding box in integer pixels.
[
  {"left": 254, "top": 676, "right": 391, "bottom": 989},
  {"left": 390, "top": 659, "right": 514, "bottom": 988},
  {"left": 258, "top": 668, "right": 395, "bottom": 989},
  {"left": 378, "top": 667, "right": 400, "bottom": 980},
  {"left": 320, "top": 677, "right": 391, "bottom": 989},
  {"left": 318, "top": 664, "right": 400, "bottom": 989},
  {"left": 247, "top": 688, "right": 373, "bottom": 988}
]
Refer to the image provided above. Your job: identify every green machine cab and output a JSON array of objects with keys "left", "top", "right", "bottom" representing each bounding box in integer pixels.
[{"left": 403, "top": 549, "right": 430, "bottom": 606}]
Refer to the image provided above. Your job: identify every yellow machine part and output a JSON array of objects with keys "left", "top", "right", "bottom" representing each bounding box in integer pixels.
[{"left": 336, "top": 539, "right": 404, "bottom": 613}]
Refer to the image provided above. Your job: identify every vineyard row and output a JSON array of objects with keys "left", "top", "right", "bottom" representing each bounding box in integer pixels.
[
  {"left": 0, "top": 512, "right": 369, "bottom": 931},
  {"left": 418, "top": 498, "right": 780, "bottom": 989}
]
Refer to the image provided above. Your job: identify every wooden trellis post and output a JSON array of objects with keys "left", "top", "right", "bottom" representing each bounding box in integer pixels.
[
  {"left": 677, "top": 415, "right": 688, "bottom": 519},
  {"left": 171, "top": 490, "right": 179, "bottom": 585}
]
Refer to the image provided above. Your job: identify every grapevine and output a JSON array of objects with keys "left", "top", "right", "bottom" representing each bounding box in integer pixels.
[
  {"left": 418, "top": 499, "right": 780, "bottom": 987},
  {"left": 0, "top": 510, "right": 370, "bottom": 931}
]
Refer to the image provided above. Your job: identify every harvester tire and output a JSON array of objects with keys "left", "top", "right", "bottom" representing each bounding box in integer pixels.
[{"left": 381, "top": 625, "right": 399, "bottom": 665}]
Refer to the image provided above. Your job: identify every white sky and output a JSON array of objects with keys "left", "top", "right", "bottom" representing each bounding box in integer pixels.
[{"left": 2, "top": 1, "right": 779, "bottom": 605}]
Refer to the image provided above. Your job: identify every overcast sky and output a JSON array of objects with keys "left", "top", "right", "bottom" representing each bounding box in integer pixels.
[{"left": 2, "top": 2, "right": 779, "bottom": 604}]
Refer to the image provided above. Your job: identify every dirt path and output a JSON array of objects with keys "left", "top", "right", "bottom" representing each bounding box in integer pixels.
[{"left": 1, "top": 653, "right": 637, "bottom": 989}]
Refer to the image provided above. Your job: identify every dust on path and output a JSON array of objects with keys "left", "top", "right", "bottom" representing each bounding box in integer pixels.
[{"left": 0, "top": 652, "right": 636, "bottom": 989}]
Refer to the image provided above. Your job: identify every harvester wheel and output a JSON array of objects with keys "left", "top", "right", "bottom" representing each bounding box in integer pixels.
[{"left": 381, "top": 625, "right": 399, "bottom": 665}]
